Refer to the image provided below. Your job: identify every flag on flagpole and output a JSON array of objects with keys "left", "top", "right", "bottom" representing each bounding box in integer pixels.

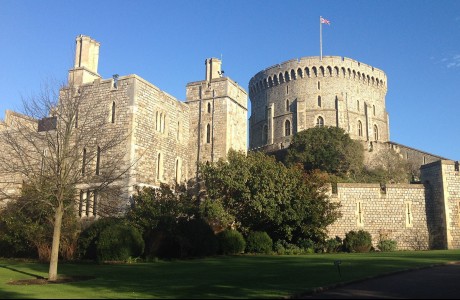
[{"left": 320, "top": 17, "right": 331, "bottom": 25}]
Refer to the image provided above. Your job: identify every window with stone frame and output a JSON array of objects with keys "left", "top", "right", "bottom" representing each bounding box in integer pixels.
[
  {"left": 316, "top": 116, "right": 324, "bottom": 127},
  {"left": 357, "top": 201, "right": 364, "bottom": 226},
  {"left": 206, "top": 123, "right": 211, "bottom": 143},
  {"left": 285, "top": 120, "right": 291, "bottom": 136},
  {"left": 405, "top": 202, "right": 413, "bottom": 227}
]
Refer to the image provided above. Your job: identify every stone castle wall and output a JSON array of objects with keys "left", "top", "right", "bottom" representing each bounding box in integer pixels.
[
  {"left": 131, "top": 75, "right": 191, "bottom": 187},
  {"left": 249, "top": 56, "right": 389, "bottom": 150},
  {"left": 327, "top": 183, "right": 429, "bottom": 250},
  {"left": 420, "top": 160, "right": 460, "bottom": 249}
]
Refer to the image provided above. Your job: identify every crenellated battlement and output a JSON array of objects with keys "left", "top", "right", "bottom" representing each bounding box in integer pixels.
[{"left": 249, "top": 56, "right": 386, "bottom": 98}]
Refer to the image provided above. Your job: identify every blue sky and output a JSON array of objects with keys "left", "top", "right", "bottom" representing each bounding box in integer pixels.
[{"left": 1, "top": 0, "right": 459, "bottom": 160}]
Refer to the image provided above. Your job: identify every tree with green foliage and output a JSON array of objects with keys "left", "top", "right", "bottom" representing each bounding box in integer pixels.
[
  {"left": 285, "top": 126, "right": 364, "bottom": 177},
  {"left": 0, "top": 182, "right": 80, "bottom": 261},
  {"left": 126, "top": 184, "right": 218, "bottom": 258},
  {"left": 200, "top": 150, "right": 340, "bottom": 245},
  {"left": 367, "top": 148, "right": 412, "bottom": 183}
]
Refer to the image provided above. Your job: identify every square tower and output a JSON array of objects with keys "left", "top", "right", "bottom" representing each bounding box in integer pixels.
[{"left": 186, "top": 58, "right": 248, "bottom": 173}]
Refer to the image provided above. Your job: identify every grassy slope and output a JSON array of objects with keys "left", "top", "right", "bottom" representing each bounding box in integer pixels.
[{"left": 1, "top": 250, "right": 460, "bottom": 299}]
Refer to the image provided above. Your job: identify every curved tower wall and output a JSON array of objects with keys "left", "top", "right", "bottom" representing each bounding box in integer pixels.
[{"left": 248, "top": 56, "right": 388, "bottom": 150}]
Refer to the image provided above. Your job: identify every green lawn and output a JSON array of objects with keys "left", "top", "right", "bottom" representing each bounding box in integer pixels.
[{"left": 1, "top": 250, "right": 460, "bottom": 299}]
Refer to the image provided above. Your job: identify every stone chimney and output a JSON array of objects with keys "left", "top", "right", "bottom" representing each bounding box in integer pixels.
[
  {"left": 205, "top": 58, "right": 222, "bottom": 82},
  {"left": 68, "top": 35, "right": 102, "bottom": 86}
]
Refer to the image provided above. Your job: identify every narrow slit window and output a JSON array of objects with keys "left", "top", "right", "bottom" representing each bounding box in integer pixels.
[
  {"left": 96, "top": 146, "right": 101, "bottom": 175},
  {"left": 157, "top": 153, "right": 161, "bottom": 180},
  {"left": 111, "top": 102, "right": 116, "bottom": 123},
  {"left": 206, "top": 123, "right": 211, "bottom": 143},
  {"left": 357, "top": 201, "right": 364, "bottom": 225},
  {"left": 82, "top": 148, "right": 86, "bottom": 175}
]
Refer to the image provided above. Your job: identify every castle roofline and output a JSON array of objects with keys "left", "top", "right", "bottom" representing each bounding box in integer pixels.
[{"left": 249, "top": 55, "right": 387, "bottom": 85}]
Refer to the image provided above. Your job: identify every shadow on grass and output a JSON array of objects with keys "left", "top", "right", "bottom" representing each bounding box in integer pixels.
[{"left": 1, "top": 265, "right": 45, "bottom": 279}]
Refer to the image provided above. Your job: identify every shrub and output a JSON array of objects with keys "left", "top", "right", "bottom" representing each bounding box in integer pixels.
[
  {"left": 343, "top": 230, "right": 372, "bottom": 253},
  {"left": 77, "top": 217, "right": 121, "bottom": 260},
  {"left": 274, "top": 241, "right": 286, "bottom": 255},
  {"left": 218, "top": 230, "right": 246, "bottom": 255},
  {"left": 96, "top": 224, "right": 144, "bottom": 262},
  {"left": 377, "top": 239, "right": 398, "bottom": 252},
  {"left": 174, "top": 218, "right": 219, "bottom": 258},
  {"left": 246, "top": 231, "right": 273, "bottom": 254},
  {"left": 297, "top": 238, "right": 317, "bottom": 253},
  {"left": 273, "top": 240, "right": 311, "bottom": 255},
  {"left": 325, "top": 236, "right": 343, "bottom": 253}
]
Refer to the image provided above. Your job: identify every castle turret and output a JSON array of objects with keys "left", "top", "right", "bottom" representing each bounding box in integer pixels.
[{"left": 68, "top": 35, "right": 102, "bottom": 86}]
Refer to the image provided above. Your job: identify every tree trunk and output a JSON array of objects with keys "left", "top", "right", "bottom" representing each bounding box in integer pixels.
[{"left": 48, "top": 202, "right": 64, "bottom": 281}]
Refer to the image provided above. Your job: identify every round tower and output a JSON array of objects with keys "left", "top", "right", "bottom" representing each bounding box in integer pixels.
[{"left": 248, "top": 56, "right": 389, "bottom": 151}]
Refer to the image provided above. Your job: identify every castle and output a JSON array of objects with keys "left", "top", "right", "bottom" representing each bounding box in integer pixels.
[{"left": 1, "top": 35, "right": 459, "bottom": 250}]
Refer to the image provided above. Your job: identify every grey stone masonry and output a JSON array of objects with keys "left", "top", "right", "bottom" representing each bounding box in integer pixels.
[
  {"left": 249, "top": 56, "right": 388, "bottom": 151},
  {"left": 327, "top": 183, "right": 429, "bottom": 250}
]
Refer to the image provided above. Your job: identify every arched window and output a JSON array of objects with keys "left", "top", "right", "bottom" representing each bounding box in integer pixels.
[
  {"left": 82, "top": 148, "right": 86, "bottom": 175},
  {"left": 357, "top": 100, "right": 360, "bottom": 111},
  {"left": 111, "top": 101, "right": 116, "bottom": 123},
  {"left": 319, "top": 66, "right": 325, "bottom": 77},
  {"left": 162, "top": 114, "right": 166, "bottom": 133},
  {"left": 157, "top": 153, "right": 162, "bottom": 180},
  {"left": 297, "top": 68, "right": 302, "bottom": 78},
  {"left": 96, "top": 146, "right": 101, "bottom": 175},
  {"left": 358, "top": 121, "right": 363, "bottom": 137},
  {"left": 274, "top": 74, "right": 279, "bottom": 85},
  {"left": 279, "top": 73, "right": 284, "bottom": 83},
  {"left": 373, "top": 105, "right": 376, "bottom": 116},
  {"left": 374, "top": 125, "right": 379, "bottom": 141},
  {"left": 207, "top": 103, "right": 211, "bottom": 113},
  {"left": 316, "top": 116, "right": 324, "bottom": 127},
  {"left": 327, "top": 66, "right": 332, "bottom": 76},
  {"left": 305, "top": 67, "right": 310, "bottom": 77},
  {"left": 285, "top": 120, "right": 291, "bottom": 136},
  {"left": 291, "top": 69, "right": 296, "bottom": 80},
  {"left": 268, "top": 76, "right": 273, "bottom": 87},
  {"left": 285, "top": 71, "right": 290, "bottom": 82},
  {"left": 318, "top": 96, "right": 322, "bottom": 107},
  {"left": 262, "top": 124, "right": 268, "bottom": 144},
  {"left": 286, "top": 99, "right": 290, "bottom": 111},
  {"left": 318, "top": 81, "right": 320, "bottom": 90},
  {"left": 206, "top": 123, "right": 211, "bottom": 143}
]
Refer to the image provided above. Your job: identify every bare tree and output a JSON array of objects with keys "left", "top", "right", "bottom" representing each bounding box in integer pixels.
[
  {"left": 0, "top": 79, "right": 135, "bottom": 281},
  {"left": 368, "top": 148, "right": 412, "bottom": 183}
]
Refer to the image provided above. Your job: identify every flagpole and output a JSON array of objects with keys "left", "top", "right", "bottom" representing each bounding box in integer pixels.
[{"left": 320, "top": 16, "right": 323, "bottom": 61}]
